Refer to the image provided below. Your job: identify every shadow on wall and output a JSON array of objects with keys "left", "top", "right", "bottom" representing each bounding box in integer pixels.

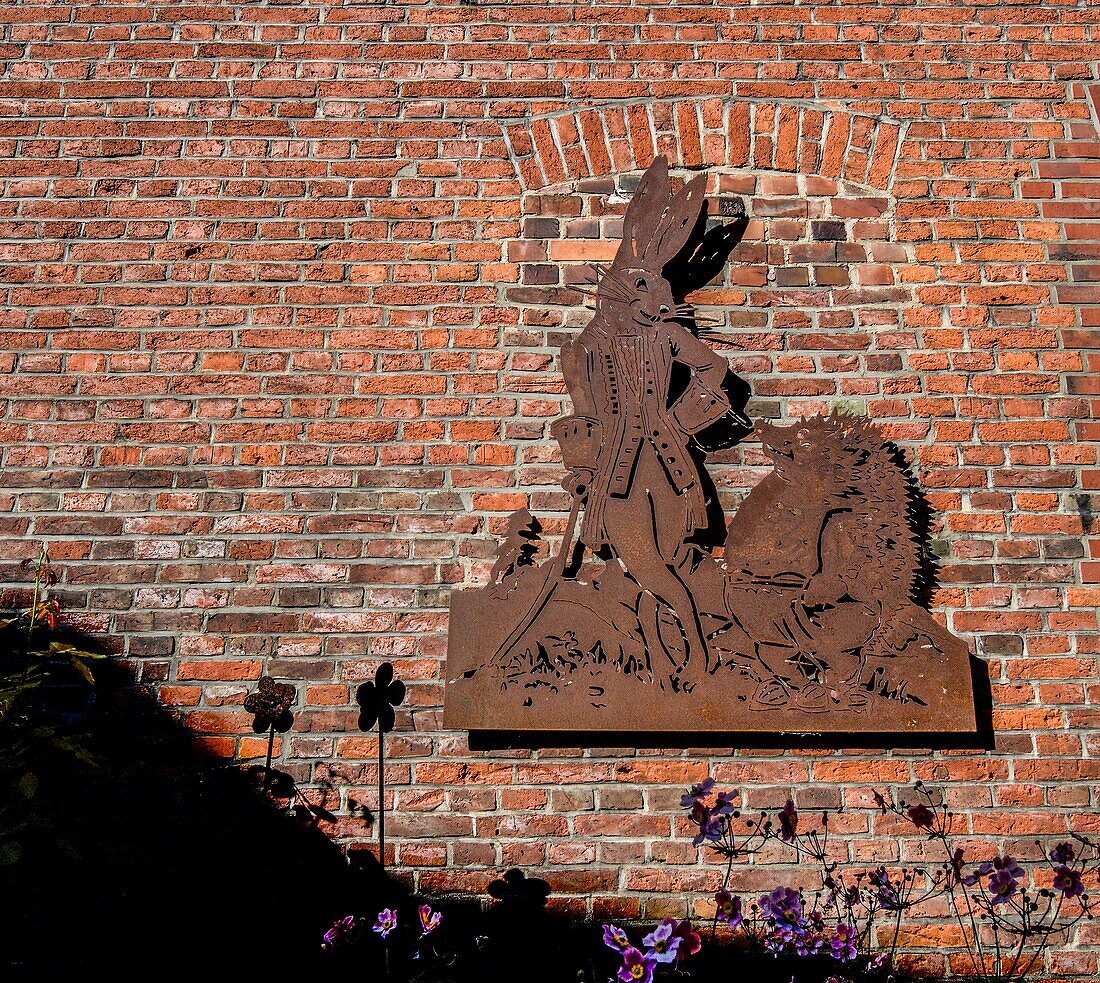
[
  {"left": 1, "top": 645, "right": 395, "bottom": 976},
  {"left": 0, "top": 627, "right": 596, "bottom": 982}
]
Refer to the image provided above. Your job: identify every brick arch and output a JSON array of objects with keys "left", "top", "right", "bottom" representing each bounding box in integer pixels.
[{"left": 503, "top": 98, "right": 904, "bottom": 195}]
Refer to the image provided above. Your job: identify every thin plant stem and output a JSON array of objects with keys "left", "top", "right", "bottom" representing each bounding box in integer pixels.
[
  {"left": 1016, "top": 894, "right": 1065, "bottom": 981},
  {"left": 926, "top": 815, "right": 987, "bottom": 980},
  {"left": 710, "top": 850, "right": 734, "bottom": 941},
  {"left": 991, "top": 886, "right": 1003, "bottom": 979},
  {"left": 946, "top": 885, "right": 985, "bottom": 980},
  {"left": 263, "top": 723, "right": 275, "bottom": 792},
  {"left": 26, "top": 549, "right": 43, "bottom": 649},
  {"left": 890, "top": 902, "right": 903, "bottom": 968},
  {"left": 378, "top": 717, "right": 386, "bottom": 872},
  {"left": 965, "top": 883, "right": 989, "bottom": 978},
  {"left": 1006, "top": 904, "right": 1028, "bottom": 980},
  {"left": 19, "top": 544, "right": 47, "bottom": 686}
]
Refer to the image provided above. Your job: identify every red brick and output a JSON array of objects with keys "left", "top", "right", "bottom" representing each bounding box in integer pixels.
[{"left": 3, "top": 15, "right": 1098, "bottom": 970}]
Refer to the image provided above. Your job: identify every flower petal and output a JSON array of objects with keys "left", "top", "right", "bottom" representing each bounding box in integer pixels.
[
  {"left": 386, "top": 678, "right": 407, "bottom": 708},
  {"left": 378, "top": 702, "right": 396, "bottom": 734}
]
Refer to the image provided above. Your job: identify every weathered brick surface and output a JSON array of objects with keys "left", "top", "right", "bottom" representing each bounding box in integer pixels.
[{"left": 1, "top": 2, "right": 1099, "bottom": 975}]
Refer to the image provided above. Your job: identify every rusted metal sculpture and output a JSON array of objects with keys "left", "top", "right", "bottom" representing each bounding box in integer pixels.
[
  {"left": 244, "top": 675, "right": 295, "bottom": 789},
  {"left": 445, "top": 156, "right": 976, "bottom": 734}
]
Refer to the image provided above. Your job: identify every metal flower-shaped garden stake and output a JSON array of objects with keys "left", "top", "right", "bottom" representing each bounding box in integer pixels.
[
  {"left": 244, "top": 676, "right": 295, "bottom": 791},
  {"left": 357, "top": 661, "right": 405, "bottom": 871}
]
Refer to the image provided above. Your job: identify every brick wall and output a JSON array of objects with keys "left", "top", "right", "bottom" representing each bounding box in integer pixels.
[{"left": 2, "top": 1, "right": 1099, "bottom": 975}]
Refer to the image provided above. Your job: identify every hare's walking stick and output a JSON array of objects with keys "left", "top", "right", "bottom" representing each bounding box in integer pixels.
[{"left": 488, "top": 488, "right": 585, "bottom": 664}]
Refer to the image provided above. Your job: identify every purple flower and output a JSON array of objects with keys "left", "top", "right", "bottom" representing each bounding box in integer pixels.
[
  {"left": 418, "top": 904, "right": 441, "bottom": 937},
  {"left": 778, "top": 799, "right": 798, "bottom": 842},
  {"left": 715, "top": 789, "right": 738, "bottom": 815},
  {"left": 641, "top": 922, "right": 680, "bottom": 964},
  {"left": 830, "top": 922, "right": 858, "bottom": 962},
  {"left": 715, "top": 889, "right": 743, "bottom": 928},
  {"left": 1053, "top": 865, "right": 1084, "bottom": 899},
  {"left": 981, "top": 855, "right": 1025, "bottom": 905},
  {"left": 793, "top": 923, "right": 828, "bottom": 957},
  {"left": 680, "top": 777, "right": 715, "bottom": 807},
  {"left": 759, "top": 886, "right": 803, "bottom": 923},
  {"left": 869, "top": 867, "right": 900, "bottom": 910},
  {"left": 690, "top": 801, "right": 724, "bottom": 846},
  {"left": 322, "top": 915, "right": 356, "bottom": 948},
  {"left": 839, "top": 884, "right": 860, "bottom": 908},
  {"left": 988, "top": 869, "right": 1019, "bottom": 905},
  {"left": 670, "top": 919, "right": 701, "bottom": 959},
  {"left": 373, "top": 908, "right": 397, "bottom": 939},
  {"left": 1050, "top": 842, "right": 1076, "bottom": 864},
  {"left": 963, "top": 861, "right": 994, "bottom": 886},
  {"left": 950, "top": 848, "right": 966, "bottom": 883},
  {"left": 907, "top": 804, "right": 935, "bottom": 830},
  {"left": 603, "top": 924, "right": 631, "bottom": 951},
  {"left": 617, "top": 946, "right": 657, "bottom": 983}
]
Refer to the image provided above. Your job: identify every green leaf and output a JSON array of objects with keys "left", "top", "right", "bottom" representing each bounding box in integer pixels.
[
  {"left": 0, "top": 840, "right": 22, "bottom": 865},
  {"left": 48, "top": 641, "right": 105, "bottom": 661},
  {"left": 69, "top": 655, "right": 96, "bottom": 686},
  {"left": 53, "top": 737, "right": 99, "bottom": 767},
  {"left": 17, "top": 772, "right": 38, "bottom": 800}
]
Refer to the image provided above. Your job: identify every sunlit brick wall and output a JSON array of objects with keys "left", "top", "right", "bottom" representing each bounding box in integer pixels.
[{"left": 1, "top": 3, "right": 1098, "bottom": 977}]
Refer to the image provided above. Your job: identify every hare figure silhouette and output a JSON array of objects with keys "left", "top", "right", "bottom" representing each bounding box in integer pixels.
[{"left": 444, "top": 156, "right": 977, "bottom": 736}]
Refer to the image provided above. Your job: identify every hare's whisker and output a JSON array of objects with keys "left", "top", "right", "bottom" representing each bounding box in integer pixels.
[{"left": 598, "top": 286, "right": 632, "bottom": 303}]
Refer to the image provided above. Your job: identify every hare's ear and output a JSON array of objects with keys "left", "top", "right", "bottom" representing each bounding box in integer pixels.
[
  {"left": 617, "top": 156, "right": 672, "bottom": 266},
  {"left": 641, "top": 172, "right": 707, "bottom": 267}
]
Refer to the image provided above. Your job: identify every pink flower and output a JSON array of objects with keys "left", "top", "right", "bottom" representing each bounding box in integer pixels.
[
  {"left": 1050, "top": 842, "right": 1076, "bottom": 864},
  {"left": 617, "top": 946, "right": 657, "bottom": 983},
  {"left": 641, "top": 922, "right": 680, "bottom": 964},
  {"left": 715, "top": 889, "right": 743, "bottom": 929},
  {"left": 670, "top": 918, "right": 702, "bottom": 959},
  {"left": 418, "top": 903, "right": 441, "bottom": 937},
  {"left": 778, "top": 799, "right": 798, "bottom": 841},
  {"left": 603, "top": 924, "right": 631, "bottom": 951},
  {"left": 1053, "top": 865, "right": 1084, "bottom": 899},
  {"left": 322, "top": 915, "right": 356, "bottom": 949},
  {"left": 906, "top": 804, "right": 935, "bottom": 830},
  {"left": 373, "top": 908, "right": 397, "bottom": 939}
]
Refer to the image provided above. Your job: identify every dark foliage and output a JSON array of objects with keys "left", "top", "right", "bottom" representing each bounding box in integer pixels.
[{"left": 1, "top": 652, "right": 399, "bottom": 977}]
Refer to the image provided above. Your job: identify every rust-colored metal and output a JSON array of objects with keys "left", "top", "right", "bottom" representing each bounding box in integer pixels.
[
  {"left": 445, "top": 156, "right": 976, "bottom": 734},
  {"left": 244, "top": 675, "right": 296, "bottom": 791},
  {"left": 244, "top": 675, "right": 295, "bottom": 734}
]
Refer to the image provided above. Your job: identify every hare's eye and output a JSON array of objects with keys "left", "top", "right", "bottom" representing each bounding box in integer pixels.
[
  {"left": 659, "top": 305, "right": 670, "bottom": 315},
  {"left": 635, "top": 277, "right": 647, "bottom": 291}
]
